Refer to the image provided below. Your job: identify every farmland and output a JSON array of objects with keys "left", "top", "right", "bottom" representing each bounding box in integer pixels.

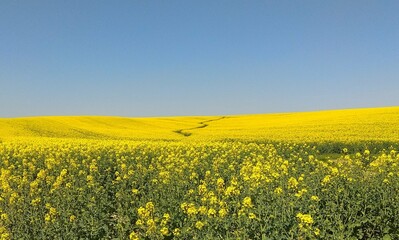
[{"left": 0, "top": 107, "right": 399, "bottom": 239}]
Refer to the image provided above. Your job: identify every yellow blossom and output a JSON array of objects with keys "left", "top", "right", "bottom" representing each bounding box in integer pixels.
[
  {"left": 243, "top": 197, "right": 253, "bottom": 208},
  {"left": 195, "top": 221, "right": 204, "bottom": 230},
  {"left": 129, "top": 231, "right": 139, "bottom": 240},
  {"left": 69, "top": 215, "right": 76, "bottom": 222},
  {"left": 160, "top": 227, "right": 169, "bottom": 236}
]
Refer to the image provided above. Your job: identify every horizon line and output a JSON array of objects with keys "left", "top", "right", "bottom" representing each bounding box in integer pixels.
[{"left": 2, "top": 105, "right": 398, "bottom": 120}]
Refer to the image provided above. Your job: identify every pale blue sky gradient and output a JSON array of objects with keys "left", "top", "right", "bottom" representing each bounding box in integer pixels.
[{"left": 1, "top": 1, "right": 398, "bottom": 117}]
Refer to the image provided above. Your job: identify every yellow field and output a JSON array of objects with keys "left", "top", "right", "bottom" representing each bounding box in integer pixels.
[
  {"left": 1, "top": 106, "right": 398, "bottom": 142},
  {"left": 1, "top": 107, "right": 399, "bottom": 239}
]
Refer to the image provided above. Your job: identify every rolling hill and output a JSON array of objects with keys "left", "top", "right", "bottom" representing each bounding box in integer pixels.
[{"left": 1, "top": 106, "right": 398, "bottom": 142}]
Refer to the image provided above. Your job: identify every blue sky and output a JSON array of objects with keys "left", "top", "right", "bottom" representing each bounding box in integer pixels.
[{"left": 1, "top": 1, "right": 398, "bottom": 117}]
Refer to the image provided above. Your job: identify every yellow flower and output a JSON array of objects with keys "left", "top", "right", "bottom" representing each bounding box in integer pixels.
[
  {"left": 209, "top": 195, "right": 218, "bottom": 205},
  {"left": 146, "top": 219, "right": 155, "bottom": 227},
  {"left": 295, "top": 188, "right": 308, "bottom": 198},
  {"left": 217, "top": 177, "right": 224, "bottom": 188},
  {"left": 37, "top": 169, "right": 46, "bottom": 179},
  {"left": 0, "top": 226, "right": 10, "bottom": 240},
  {"left": 137, "top": 207, "right": 146, "bottom": 217},
  {"left": 86, "top": 175, "right": 94, "bottom": 185},
  {"left": 160, "top": 227, "right": 169, "bottom": 236},
  {"left": 0, "top": 213, "right": 8, "bottom": 222},
  {"left": 132, "top": 188, "right": 139, "bottom": 195},
  {"left": 180, "top": 202, "right": 188, "bottom": 212},
  {"left": 296, "top": 213, "right": 314, "bottom": 225},
  {"left": 218, "top": 208, "right": 228, "bottom": 218},
  {"left": 198, "top": 183, "right": 207, "bottom": 195},
  {"left": 321, "top": 175, "right": 331, "bottom": 185},
  {"left": 49, "top": 207, "right": 57, "bottom": 216},
  {"left": 173, "top": 228, "right": 181, "bottom": 236},
  {"left": 288, "top": 177, "right": 298, "bottom": 189},
  {"left": 187, "top": 206, "right": 197, "bottom": 215},
  {"left": 162, "top": 213, "right": 170, "bottom": 221},
  {"left": 225, "top": 186, "right": 236, "bottom": 196},
  {"left": 44, "top": 213, "right": 51, "bottom": 222},
  {"left": 145, "top": 202, "right": 154, "bottom": 212},
  {"left": 31, "top": 197, "right": 41, "bottom": 206},
  {"left": 60, "top": 169, "right": 68, "bottom": 177},
  {"left": 136, "top": 219, "right": 144, "bottom": 226},
  {"left": 243, "top": 197, "right": 253, "bottom": 208},
  {"left": 195, "top": 221, "right": 204, "bottom": 230},
  {"left": 248, "top": 212, "right": 256, "bottom": 219},
  {"left": 207, "top": 208, "right": 217, "bottom": 217},
  {"left": 69, "top": 215, "right": 76, "bottom": 222},
  {"left": 129, "top": 231, "right": 139, "bottom": 240},
  {"left": 311, "top": 195, "right": 320, "bottom": 201},
  {"left": 198, "top": 206, "right": 207, "bottom": 215},
  {"left": 9, "top": 192, "right": 19, "bottom": 205},
  {"left": 274, "top": 187, "right": 283, "bottom": 195},
  {"left": 383, "top": 178, "right": 389, "bottom": 184}
]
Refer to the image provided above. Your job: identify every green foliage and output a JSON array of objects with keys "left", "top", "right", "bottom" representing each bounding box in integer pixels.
[{"left": 0, "top": 139, "right": 398, "bottom": 239}]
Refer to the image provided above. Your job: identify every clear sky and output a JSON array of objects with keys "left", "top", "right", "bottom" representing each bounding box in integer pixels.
[{"left": 1, "top": 1, "right": 398, "bottom": 117}]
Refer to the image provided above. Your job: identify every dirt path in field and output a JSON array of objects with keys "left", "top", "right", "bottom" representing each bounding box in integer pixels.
[{"left": 173, "top": 116, "right": 226, "bottom": 137}]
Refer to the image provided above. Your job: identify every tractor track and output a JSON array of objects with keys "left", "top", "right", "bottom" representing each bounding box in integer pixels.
[{"left": 173, "top": 116, "right": 226, "bottom": 137}]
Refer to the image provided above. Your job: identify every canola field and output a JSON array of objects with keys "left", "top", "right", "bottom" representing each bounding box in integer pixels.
[{"left": 0, "top": 107, "right": 399, "bottom": 239}]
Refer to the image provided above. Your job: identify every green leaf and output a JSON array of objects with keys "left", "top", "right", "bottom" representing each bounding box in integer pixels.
[{"left": 383, "top": 234, "right": 392, "bottom": 240}]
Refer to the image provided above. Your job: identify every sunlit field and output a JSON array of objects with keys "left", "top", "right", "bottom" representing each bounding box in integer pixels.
[{"left": 1, "top": 107, "right": 399, "bottom": 239}]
